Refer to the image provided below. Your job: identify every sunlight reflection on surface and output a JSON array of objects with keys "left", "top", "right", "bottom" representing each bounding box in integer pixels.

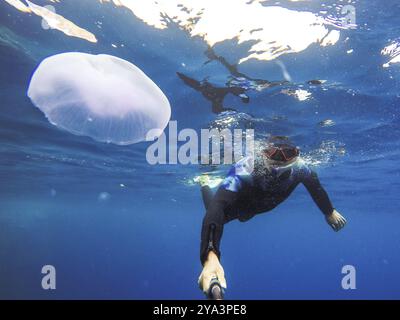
[{"left": 4, "top": 0, "right": 351, "bottom": 62}]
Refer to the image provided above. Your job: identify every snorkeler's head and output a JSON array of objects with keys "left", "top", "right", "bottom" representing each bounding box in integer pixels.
[{"left": 262, "top": 136, "right": 300, "bottom": 167}]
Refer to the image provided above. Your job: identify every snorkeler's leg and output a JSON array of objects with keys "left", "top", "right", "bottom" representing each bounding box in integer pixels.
[
  {"left": 204, "top": 46, "right": 244, "bottom": 78},
  {"left": 204, "top": 46, "right": 219, "bottom": 61},
  {"left": 176, "top": 72, "right": 202, "bottom": 90}
]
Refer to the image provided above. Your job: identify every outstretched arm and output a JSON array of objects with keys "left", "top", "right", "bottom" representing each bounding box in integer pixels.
[
  {"left": 302, "top": 170, "right": 346, "bottom": 231},
  {"left": 302, "top": 170, "right": 334, "bottom": 216},
  {"left": 198, "top": 158, "right": 251, "bottom": 295},
  {"left": 198, "top": 188, "right": 237, "bottom": 295},
  {"left": 200, "top": 188, "right": 237, "bottom": 265}
]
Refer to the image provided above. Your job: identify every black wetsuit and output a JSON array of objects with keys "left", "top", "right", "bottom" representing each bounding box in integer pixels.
[
  {"left": 176, "top": 72, "right": 249, "bottom": 114},
  {"left": 200, "top": 157, "right": 334, "bottom": 265}
]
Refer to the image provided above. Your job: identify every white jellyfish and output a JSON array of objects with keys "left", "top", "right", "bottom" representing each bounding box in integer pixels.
[{"left": 27, "top": 52, "right": 171, "bottom": 145}]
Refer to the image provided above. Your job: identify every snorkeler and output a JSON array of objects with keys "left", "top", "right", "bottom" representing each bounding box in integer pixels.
[
  {"left": 198, "top": 136, "right": 346, "bottom": 299},
  {"left": 177, "top": 72, "right": 250, "bottom": 114},
  {"left": 205, "top": 46, "right": 325, "bottom": 91},
  {"left": 204, "top": 47, "right": 289, "bottom": 92}
]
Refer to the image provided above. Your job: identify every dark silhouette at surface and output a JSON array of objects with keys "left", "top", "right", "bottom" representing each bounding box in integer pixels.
[
  {"left": 205, "top": 47, "right": 325, "bottom": 91},
  {"left": 177, "top": 72, "right": 249, "bottom": 114},
  {"left": 177, "top": 49, "right": 326, "bottom": 114},
  {"left": 204, "top": 47, "right": 289, "bottom": 90}
]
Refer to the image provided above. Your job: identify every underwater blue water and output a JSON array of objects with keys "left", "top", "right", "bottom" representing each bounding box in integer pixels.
[{"left": 0, "top": 0, "right": 400, "bottom": 299}]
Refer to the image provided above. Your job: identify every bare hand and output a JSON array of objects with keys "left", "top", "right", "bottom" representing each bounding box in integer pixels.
[{"left": 198, "top": 251, "right": 227, "bottom": 294}]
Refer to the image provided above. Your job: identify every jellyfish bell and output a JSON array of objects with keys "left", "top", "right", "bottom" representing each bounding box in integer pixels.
[{"left": 27, "top": 52, "right": 171, "bottom": 145}]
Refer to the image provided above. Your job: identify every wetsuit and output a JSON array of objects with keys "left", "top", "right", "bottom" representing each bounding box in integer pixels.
[
  {"left": 200, "top": 157, "right": 334, "bottom": 265},
  {"left": 176, "top": 72, "right": 249, "bottom": 114}
]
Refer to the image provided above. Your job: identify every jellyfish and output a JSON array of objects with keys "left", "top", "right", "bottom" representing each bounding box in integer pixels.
[{"left": 27, "top": 52, "right": 171, "bottom": 145}]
